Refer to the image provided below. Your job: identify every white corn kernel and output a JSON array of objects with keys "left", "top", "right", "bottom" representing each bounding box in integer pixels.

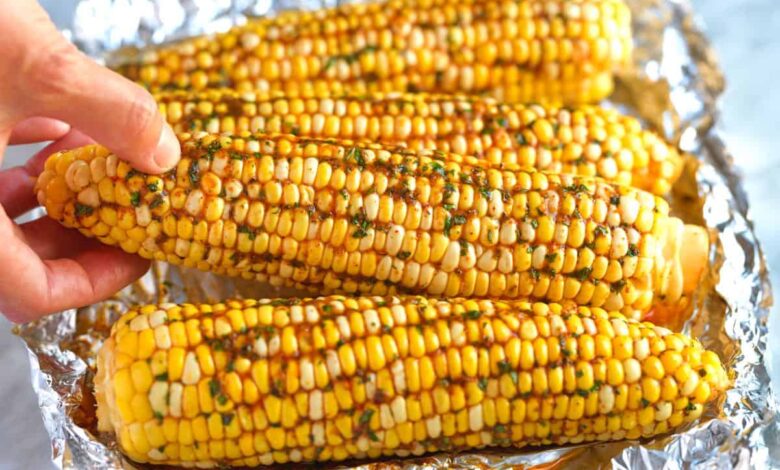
[
  {"left": 325, "top": 350, "right": 342, "bottom": 379},
  {"left": 135, "top": 205, "right": 152, "bottom": 227},
  {"left": 168, "top": 383, "right": 183, "bottom": 417},
  {"left": 184, "top": 189, "right": 205, "bottom": 216},
  {"left": 77, "top": 186, "right": 100, "bottom": 207},
  {"left": 304, "top": 305, "right": 320, "bottom": 323},
  {"left": 154, "top": 326, "right": 171, "bottom": 349},
  {"left": 299, "top": 358, "right": 315, "bottom": 390},
  {"left": 391, "top": 359, "right": 406, "bottom": 394},
  {"left": 425, "top": 416, "right": 442, "bottom": 438},
  {"left": 363, "top": 309, "right": 381, "bottom": 334},
  {"left": 654, "top": 402, "right": 672, "bottom": 421},
  {"left": 440, "top": 241, "right": 461, "bottom": 272},
  {"left": 105, "top": 154, "right": 118, "bottom": 177},
  {"left": 469, "top": 405, "right": 483, "bottom": 432},
  {"left": 129, "top": 315, "right": 151, "bottom": 332},
  {"left": 311, "top": 422, "right": 325, "bottom": 446},
  {"left": 598, "top": 385, "right": 615, "bottom": 414},
  {"left": 181, "top": 351, "right": 201, "bottom": 385},
  {"left": 391, "top": 395, "right": 407, "bottom": 423},
  {"left": 90, "top": 157, "right": 106, "bottom": 182},
  {"left": 380, "top": 404, "right": 395, "bottom": 429},
  {"left": 148, "top": 382, "right": 169, "bottom": 414},
  {"left": 254, "top": 337, "right": 268, "bottom": 357},
  {"left": 623, "top": 358, "right": 641, "bottom": 383},
  {"left": 309, "top": 390, "right": 323, "bottom": 420}
]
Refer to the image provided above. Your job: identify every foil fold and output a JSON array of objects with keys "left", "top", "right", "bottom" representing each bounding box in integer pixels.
[{"left": 15, "top": 0, "right": 778, "bottom": 468}]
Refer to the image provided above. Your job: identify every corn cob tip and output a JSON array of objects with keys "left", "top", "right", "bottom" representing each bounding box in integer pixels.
[{"left": 682, "top": 225, "right": 709, "bottom": 294}]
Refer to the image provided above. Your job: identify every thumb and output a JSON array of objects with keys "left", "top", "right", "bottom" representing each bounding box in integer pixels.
[{"left": 7, "top": 2, "right": 179, "bottom": 173}]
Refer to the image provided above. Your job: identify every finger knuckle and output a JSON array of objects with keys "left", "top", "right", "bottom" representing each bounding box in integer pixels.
[
  {"left": 23, "top": 42, "right": 82, "bottom": 98},
  {"left": 122, "top": 91, "right": 159, "bottom": 142}
]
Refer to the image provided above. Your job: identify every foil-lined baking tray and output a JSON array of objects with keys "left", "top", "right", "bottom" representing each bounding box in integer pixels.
[{"left": 15, "top": 0, "right": 778, "bottom": 468}]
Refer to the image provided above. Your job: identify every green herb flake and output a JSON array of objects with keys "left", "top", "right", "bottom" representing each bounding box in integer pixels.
[
  {"left": 74, "top": 204, "right": 94, "bottom": 217},
  {"left": 350, "top": 212, "right": 371, "bottom": 238},
  {"left": 188, "top": 160, "right": 200, "bottom": 186},
  {"left": 208, "top": 379, "right": 220, "bottom": 397},
  {"left": 628, "top": 244, "right": 639, "bottom": 256},
  {"left": 238, "top": 225, "right": 257, "bottom": 240},
  {"left": 130, "top": 192, "right": 141, "bottom": 207},
  {"left": 611, "top": 279, "right": 627, "bottom": 292},
  {"left": 573, "top": 267, "right": 592, "bottom": 282},
  {"left": 359, "top": 409, "right": 375, "bottom": 425},
  {"left": 478, "top": 377, "right": 488, "bottom": 391},
  {"left": 149, "top": 195, "right": 164, "bottom": 209},
  {"left": 464, "top": 310, "right": 481, "bottom": 320},
  {"left": 345, "top": 147, "right": 366, "bottom": 169}
]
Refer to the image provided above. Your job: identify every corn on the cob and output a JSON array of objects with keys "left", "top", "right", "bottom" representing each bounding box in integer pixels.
[
  {"left": 95, "top": 296, "right": 728, "bottom": 467},
  {"left": 35, "top": 132, "right": 708, "bottom": 320},
  {"left": 115, "top": 0, "right": 633, "bottom": 104},
  {"left": 159, "top": 90, "right": 682, "bottom": 195}
]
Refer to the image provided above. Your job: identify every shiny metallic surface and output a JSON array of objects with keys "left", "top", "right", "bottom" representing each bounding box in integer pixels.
[{"left": 15, "top": 0, "right": 777, "bottom": 468}]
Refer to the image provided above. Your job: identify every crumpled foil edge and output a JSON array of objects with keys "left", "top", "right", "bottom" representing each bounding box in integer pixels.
[{"left": 14, "top": 0, "right": 778, "bottom": 468}]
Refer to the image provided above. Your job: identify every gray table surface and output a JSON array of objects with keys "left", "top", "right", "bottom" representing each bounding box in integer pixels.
[{"left": 1, "top": 0, "right": 778, "bottom": 468}]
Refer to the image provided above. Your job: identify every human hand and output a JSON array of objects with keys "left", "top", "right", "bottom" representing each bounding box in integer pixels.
[{"left": 0, "top": 1, "right": 181, "bottom": 322}]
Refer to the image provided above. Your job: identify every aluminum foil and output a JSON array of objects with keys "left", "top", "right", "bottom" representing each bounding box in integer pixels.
[{"left": 14, "top": 0, "right": 778, "bottom": 468}]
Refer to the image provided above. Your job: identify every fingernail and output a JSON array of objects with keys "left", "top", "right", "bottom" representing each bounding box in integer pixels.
[{"left": 153, "top": 123, "right": 181, "bottom": 171}]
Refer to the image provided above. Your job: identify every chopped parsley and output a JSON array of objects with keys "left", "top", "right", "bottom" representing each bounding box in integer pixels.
[
  {"left": 443, "top": 214, "right": 466, "bottom": 236},
  {"left": 350, "top": 212, "right": 371, "bottom": 238},
  {"left": 238, "top": 225, "right": 257, "bottom": 240},
  {"left": 208, "top": 378, "right": 220, "bottom": 397},
  {"left": 611, "top": 279, "right": 627, "bottom": 292},
  {"left": 563, "top": 183, "right": 589, "bottom": 193},
  {"left": 464, "top": 310, "right": 481, "bottom": 320},
  {"left": 149, "top": 195, "right": 165, "bottom": 209},
  {"left": 573, "top": 267, "right": 592, "bottom": 282},
  {"left": 74, "top": 204, "right": 94, "bottom": 216},
  {"left": 345, "top": 147, "right": 366, "bottom": 169},
  {"left": 359, "top": 409, "right": 374, "bottom": 425},
  {"left": 188, "top": 160, "right": 200, "bottom": 186},
  {"left": 478, "top": 377, "right": 488, "bottom": 391}
]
